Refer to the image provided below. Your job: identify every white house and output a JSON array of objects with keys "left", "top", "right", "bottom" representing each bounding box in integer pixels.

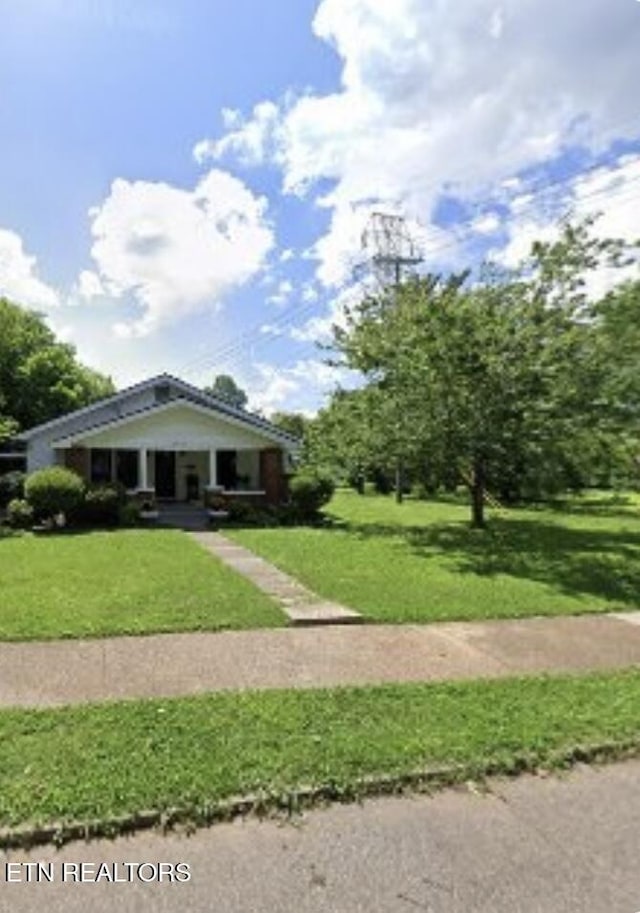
[{"left": 17, "top": 374, "right": 299, "bottom": 506}]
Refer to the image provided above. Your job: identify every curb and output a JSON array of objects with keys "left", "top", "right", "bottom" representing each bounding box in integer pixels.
[{"left": 2, "top": 739, "right": 640, "bottom": 852}]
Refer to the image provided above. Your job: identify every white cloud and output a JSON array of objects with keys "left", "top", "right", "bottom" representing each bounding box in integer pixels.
[
  {"left": 193, "top": 101, "right": 282, "bottom": 167},
  {"left": 73, "top": 269, "right": 105, "bottom": 301},
  {"left": 87, "top": 169, "right": 274, "bottom": 336},
  {"left": 247, "top": 357, "right": 357, "bottom": 415},
  {"left": 198, "top": 0, "right": 640, "bottom": 286},
  {"left": 0, "top": 228, "right": 60, "bottom": 310},
  {"left": 267, "top": 279, "right": 294, "bottom": 306},
  {"left": 493, "top": 154, "right": 640, "bottom": 296}
]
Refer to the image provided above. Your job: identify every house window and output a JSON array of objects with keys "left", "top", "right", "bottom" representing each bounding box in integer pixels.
[
  {"left": 90, "top": 449, "right": 112, "bottom": 484},
  {"left": 115, "top": 450, "right": 138, "bottom": 489}
]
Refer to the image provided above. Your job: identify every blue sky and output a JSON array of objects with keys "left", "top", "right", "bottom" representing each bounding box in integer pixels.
[{"left": 1, "top": 0, "right": 639, "bottom": 414}]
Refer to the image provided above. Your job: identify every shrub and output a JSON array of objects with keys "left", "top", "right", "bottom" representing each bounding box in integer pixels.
[
  {"left": 0, "top": 471, "right": 26, "bottom": 508},
  {"left": 79, "top": 485, "right": 121, "bottom": 527},
  {"left": 24, "top": 467, "right": 85, "bottom": 522},
  {"left": 225, "top": 499, "right": 280, "bottom": 527},
  {"left": 118, "top": 502, "right": 141, "bottom": 527},
  {"left": 289, "top": 472, "right": 335, "bottom": 518},
  {"left": 6, "top": 498, "right": 34, "bottom": 529}
]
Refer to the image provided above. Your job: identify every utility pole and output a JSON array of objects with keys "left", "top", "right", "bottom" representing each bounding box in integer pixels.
[
  {"left": 360, "top": 212, "right": 424, "bottom": 288},
  {"left": 360, "top": 213, "right": 424, "bottom": 503}
]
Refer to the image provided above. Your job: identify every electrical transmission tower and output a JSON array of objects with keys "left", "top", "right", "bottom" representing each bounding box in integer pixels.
[{"left": 360, "top": 212, "right": 424, "bottom": 287}]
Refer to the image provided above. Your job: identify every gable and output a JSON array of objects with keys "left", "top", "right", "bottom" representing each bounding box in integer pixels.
[
  {"left": 52, "top": 401, "right": 288, "bottom": 451},
  {"left": 19, "top": 373, "right": 299, "bottom": 447}
]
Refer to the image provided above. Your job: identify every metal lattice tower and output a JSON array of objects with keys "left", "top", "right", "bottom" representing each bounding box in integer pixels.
[{"left": 361, "top": 212, "right": 424, "bottom": 287}]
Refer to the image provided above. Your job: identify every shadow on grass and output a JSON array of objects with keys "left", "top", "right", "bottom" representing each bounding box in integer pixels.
[{"left": 329, "top": 514, "right": 640, "bottom": 607}]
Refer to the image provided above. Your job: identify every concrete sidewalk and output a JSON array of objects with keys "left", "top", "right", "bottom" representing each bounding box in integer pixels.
[{"left": 2, "top": 611, "right": 640, "bottom": 708}]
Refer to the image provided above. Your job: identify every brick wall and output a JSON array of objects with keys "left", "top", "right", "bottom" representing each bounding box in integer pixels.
[
  {"left": 259, "top": 448, "right": 287, "bottom": 505},
  {"left": 64, "top": 448, "right": 89, "bottom": 482}
]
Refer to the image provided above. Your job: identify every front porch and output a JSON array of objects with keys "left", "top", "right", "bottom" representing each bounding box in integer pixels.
[{"left": 60, "top": 446, "right": 288, "bottom": 507}]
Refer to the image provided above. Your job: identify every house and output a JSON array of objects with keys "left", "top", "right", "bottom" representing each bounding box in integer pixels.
[{"left": 16, "top": 374, "right": 299, "bottom": 508}]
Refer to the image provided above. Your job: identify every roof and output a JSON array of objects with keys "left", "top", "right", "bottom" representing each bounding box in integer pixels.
[{"left": 17, "top": 373, "right": 301, "bottom": 447}]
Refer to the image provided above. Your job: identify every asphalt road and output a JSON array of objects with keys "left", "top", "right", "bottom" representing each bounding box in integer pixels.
[{"left": 2, "top": 760, "right": 640, "bottom": 912}]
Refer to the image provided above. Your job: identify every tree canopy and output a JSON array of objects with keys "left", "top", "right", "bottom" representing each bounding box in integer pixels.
[
  {"left": 0, "top": 297, "right": 115, "bottom": 439},
  {"left": 204, "top": 374, "right": 248, "bottom": 410},
  {"left": 313, "top": 219, "right": 640, "bottom": 526}
]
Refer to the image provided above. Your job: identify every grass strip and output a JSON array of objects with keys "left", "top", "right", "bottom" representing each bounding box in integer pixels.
[{"left": 2, "top": 669, "right": 640, "bottom": 844}]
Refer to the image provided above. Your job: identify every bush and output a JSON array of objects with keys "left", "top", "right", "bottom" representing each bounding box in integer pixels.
[
  {"left": 0, "top": 471, "right": 26, "bottom": 508},
  {"left": 6, "top": 498, "right": 34, "bottom": 529},
  {"left": 24, "top": 467, "right": 85, "bottom": 522},
  {"left": 289, "top": 472, "right": 335, "bottom": 518},
  {"left": 118, "top": 502, "right": 141, "bottom": 527},
  {"left": 78, "top": 485, "right": 122, "bottom": 527}
]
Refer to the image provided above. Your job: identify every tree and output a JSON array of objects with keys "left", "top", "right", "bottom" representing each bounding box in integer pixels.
[
  {"left": 204, "top": 374, "right": 248, "bottom": 409},
  {"left": 0, "top": 297, "right": 115, "bottom": 433},
  {"left": 329, "top": 220, "right": 639, "bottom": 527},
  {"left": 269, "top": 411, "right": 309, "bottom": 441}
]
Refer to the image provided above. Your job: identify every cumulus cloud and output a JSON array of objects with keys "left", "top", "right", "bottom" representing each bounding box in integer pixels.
[
  {"left": 87, "top": 168, "right": 274, "bottom": 336},
  {"left": 247, "top": 357, "right": 357, "bottom": 415},
  {"left": 193, "top": 101, "right": 282, "bottom": 167},
  {"left": 0, "top": 228, "right": 60, "bottom": 310},
  {"left": 198, "top": 0, "right": 640, "bottom": 285},
  {"left": 73, "top": 269, "right": 105, "bottom": 302}
]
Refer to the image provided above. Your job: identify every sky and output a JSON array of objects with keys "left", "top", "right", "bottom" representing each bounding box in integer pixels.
[{"left": 1, "top": 0, "right": 639, "bottom": 416}]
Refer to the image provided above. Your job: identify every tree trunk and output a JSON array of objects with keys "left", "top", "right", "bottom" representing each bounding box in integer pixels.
[
  {"left": 395, "top": 459, "right": 404, "bottom": 504},
  {"left": 471, "top": 459, "right": 486, "bottom": 528}
]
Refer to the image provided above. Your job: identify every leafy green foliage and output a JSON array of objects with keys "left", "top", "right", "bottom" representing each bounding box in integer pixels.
[
  {"left": 0, "top": 297, "right": 114, "bottom": 433},
  {"left": 77, "top": 485, "right": 123, "bottom": 527},
  {"left": 23, "top": 467, "right": 85, "bottom": 521},
  {"left": 0, "top": 471, "right": 25, "bottom": 508},
  {"left": 269, "top": 411, "right": 308, "bottom": 440},
  {"left": 6, "top": 498, "right": 33, "bottom": 529},
  {"left": 290, "top": 472, "right": 335, "bottom": 518},
  {"left": 325, "top": 219, "right": 640, "bottom": 526},
  {"left": 204, "top": 374, "right": 248, "bottom": 409}
]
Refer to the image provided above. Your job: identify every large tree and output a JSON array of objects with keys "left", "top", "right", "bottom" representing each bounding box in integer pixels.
[
  {"left": 0, "top": 298, "right": 114, "bottom": 434},
  {"left": 329, "top": 220, "right": 639, "bottom": 526}
]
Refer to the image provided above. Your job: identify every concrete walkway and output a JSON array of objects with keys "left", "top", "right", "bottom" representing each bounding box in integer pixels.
[
  {"left": 191, "top": 531, "right": 362, "bottom": 625},
  {"left": 3, "top": 612, "right": 640, "bottom": 708}
]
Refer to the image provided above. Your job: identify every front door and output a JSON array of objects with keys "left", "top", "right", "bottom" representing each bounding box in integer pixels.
[{"left": 155, "top": 451, "right": 176, "bottom": 498}]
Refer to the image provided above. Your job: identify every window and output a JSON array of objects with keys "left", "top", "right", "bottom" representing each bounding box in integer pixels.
[
  {"left": 115, "top": 450, "right": 138, "bottom": 489},
  {"left": 90, "top": 449, "right": 112, "bottom": 484}
]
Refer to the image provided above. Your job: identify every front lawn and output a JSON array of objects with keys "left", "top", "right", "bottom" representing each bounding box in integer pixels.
[
  {"left": 0, "top": 529, "right": 283, "bottom": 640},
  {"left": 230, "top": 490, "right": 640, "bottom": 623},
  {"left": 2, "top": 669, "right": 640, "bottom": 835}
]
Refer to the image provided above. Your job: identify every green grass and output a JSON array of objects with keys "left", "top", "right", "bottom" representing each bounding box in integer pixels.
[
  {"left": 0, "top": 528, "right": 283, "bottom": 640},
  {"left": 230, "top": 489, "right": 640, "bottom": 623},
  {"left": 2, "top": 669, "right": 640, "bottom": 832}
]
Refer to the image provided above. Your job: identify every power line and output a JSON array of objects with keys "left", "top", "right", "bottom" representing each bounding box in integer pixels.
[{"left": 176, "top": 152, "right": 640, "bottom": 382}]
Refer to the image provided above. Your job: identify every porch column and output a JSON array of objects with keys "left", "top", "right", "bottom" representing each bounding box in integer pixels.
[
  {"left": 208, "top": 449, "right": 218, "bottom": 488},
  {"left": 138, "top": 447, "right": 148, "bottom": 490}
]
